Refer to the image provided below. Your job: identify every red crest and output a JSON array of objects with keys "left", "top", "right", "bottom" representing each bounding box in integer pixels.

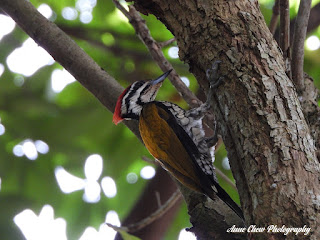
[{"left": 113, "top": 87, "right": 129, "bottom": 125}]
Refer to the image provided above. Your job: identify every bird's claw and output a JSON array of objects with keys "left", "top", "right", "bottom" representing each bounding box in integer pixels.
[{"left": 206, "top": 60, "right": 224, "bottom": 90}]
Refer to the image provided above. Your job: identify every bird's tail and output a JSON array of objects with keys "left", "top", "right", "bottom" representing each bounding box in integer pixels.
[{"left": 206, "top": 181, "right": 245, "bottom": 221}]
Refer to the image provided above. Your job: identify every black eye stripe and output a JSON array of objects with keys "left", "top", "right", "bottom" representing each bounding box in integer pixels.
[
  {"left": 124, "top": 81, "right": 145, "bottom": 109},
  {"left": 137, "top": 83, "right": 154, "bottom": 106},
  {"left": 140, "top": 83, "right": 149, "bottom": 95},
  {"left": 150, "top": 90, "right": 157, "bottom": 101}
]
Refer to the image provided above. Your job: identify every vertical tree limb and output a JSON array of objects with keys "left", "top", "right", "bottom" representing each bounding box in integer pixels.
[
  {"left": 279, "top": 0, "right": 290, "bottom": 54},
  {"left": 269, "top": 0, "right": 280, "bottom": 35},
  {"left": 291, "top": 0, "right": 312, "bottom": 93},
  {"left": 274, "top": 3, "right": 320, "bottom": 45},
  {"left": 279, "top": 0, "right": 291, "bottom": 78}
]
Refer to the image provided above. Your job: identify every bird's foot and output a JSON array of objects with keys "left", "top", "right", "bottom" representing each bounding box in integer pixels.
[{"left": 206, "top": 60, "right": 224, "bottom": 90}]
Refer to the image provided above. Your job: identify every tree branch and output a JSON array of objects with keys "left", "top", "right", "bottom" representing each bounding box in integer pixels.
[
  {"left": 158, "top": 38, "right": 176, "bottom": 48},
  {"left": 279, "top": 0, "right": 291, "bottom": 78},
  {"left": 291, "top": 0, "right": 312, "bottom": 92},
  {"left": 1, "top": 0, "right": 141, "bottom": 136},
  {"left": 113, "top": 0, "right": 202, "bottom": 108},
  {"left": 269, "top": 0, "right": 280, "bottom": 35},
  {"left": 279, "top": 0, "right": 290, "bottom": 55},
  {"left": 59, "top": 25, "right": 153, "bottom": 63},
  {"left": 114, "top": 167, "right": 181, "bottom": 240},
  {"left": 107, "top": 190, "right": 181, "bottom": 233},
  {"left": 274, "top": 2, "right": 320, "bottom": 45}
]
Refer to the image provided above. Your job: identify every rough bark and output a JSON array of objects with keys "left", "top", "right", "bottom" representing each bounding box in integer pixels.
[
  {"left": 0, "top": 1, "right": 246, "bottom": 239},
  {"left": 300, "top": 75, "right": 320, "bottom": 161},
  {"left": 129, "top": 0, "right": 320, "bottom": 239}
]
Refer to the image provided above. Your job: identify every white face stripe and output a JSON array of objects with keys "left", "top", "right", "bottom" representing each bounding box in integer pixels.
[
  {"left": 128, "top": 82, "right": 148, "bottom": 109},
  {"left": 121, "top": 82, "right": 144, "bottom": 110},
  {"left": 120, "top": 81, "right": 160, "bottom": 118}
]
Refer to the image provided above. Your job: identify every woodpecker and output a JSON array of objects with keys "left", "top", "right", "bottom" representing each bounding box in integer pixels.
[{"left": 113, "top": 62, "right": 244, "bottom": 220}]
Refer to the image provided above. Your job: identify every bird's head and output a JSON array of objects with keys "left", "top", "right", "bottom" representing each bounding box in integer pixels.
[{"left": 113, "top": 70, "right": 172, "bottom": 125}]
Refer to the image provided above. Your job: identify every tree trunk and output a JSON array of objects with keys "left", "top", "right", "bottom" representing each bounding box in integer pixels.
[{"left": 130, "top": 0, "right": 320, "bottom": 239}]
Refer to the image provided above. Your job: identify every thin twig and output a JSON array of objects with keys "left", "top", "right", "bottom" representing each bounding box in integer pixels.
[
  {"left": 60, "top": 27, "right": 152, "bottom": 62},
  {"left": 106, "top": 190, "right": 182, "bottom": 233},
  {"left": 113, "top": 0, "right": 131, "bottom": 20},
  {"left": 291, "top": 0, "right": 312, "bottom": 93},
  {"left": 279, "top": 0, "right": 290, "bottom": 54},
  {"left": 155, "top": 191, "right": 162, "bottom": 207},
  {"left": 158, "top": 38, "right": 176, "bottom": 48},
  {"left": 215, "top": 167, "right": 237, "bottom": 190},
  {"left": 113, "top": 0, "right": 201, "bottom": 108},
  {"left": 269, "top": 0, "right": 280, "bottom": 35},
  {"left": 279, "top": 0, "right": 291, "bottom": 78}
]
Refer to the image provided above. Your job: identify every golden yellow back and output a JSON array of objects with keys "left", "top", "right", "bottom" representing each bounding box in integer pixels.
[{"left": 139, "top": 103, "right": 203, "bottom": 192}]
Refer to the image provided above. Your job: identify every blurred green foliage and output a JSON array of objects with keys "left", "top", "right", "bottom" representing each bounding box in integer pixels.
[{"left": 0, "top": 0, "right": 319, "bottom": 239}]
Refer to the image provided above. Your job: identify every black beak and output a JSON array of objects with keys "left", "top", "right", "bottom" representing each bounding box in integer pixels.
[{"left": 149, "top": 69, "right": 172, "bottom": 85}]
